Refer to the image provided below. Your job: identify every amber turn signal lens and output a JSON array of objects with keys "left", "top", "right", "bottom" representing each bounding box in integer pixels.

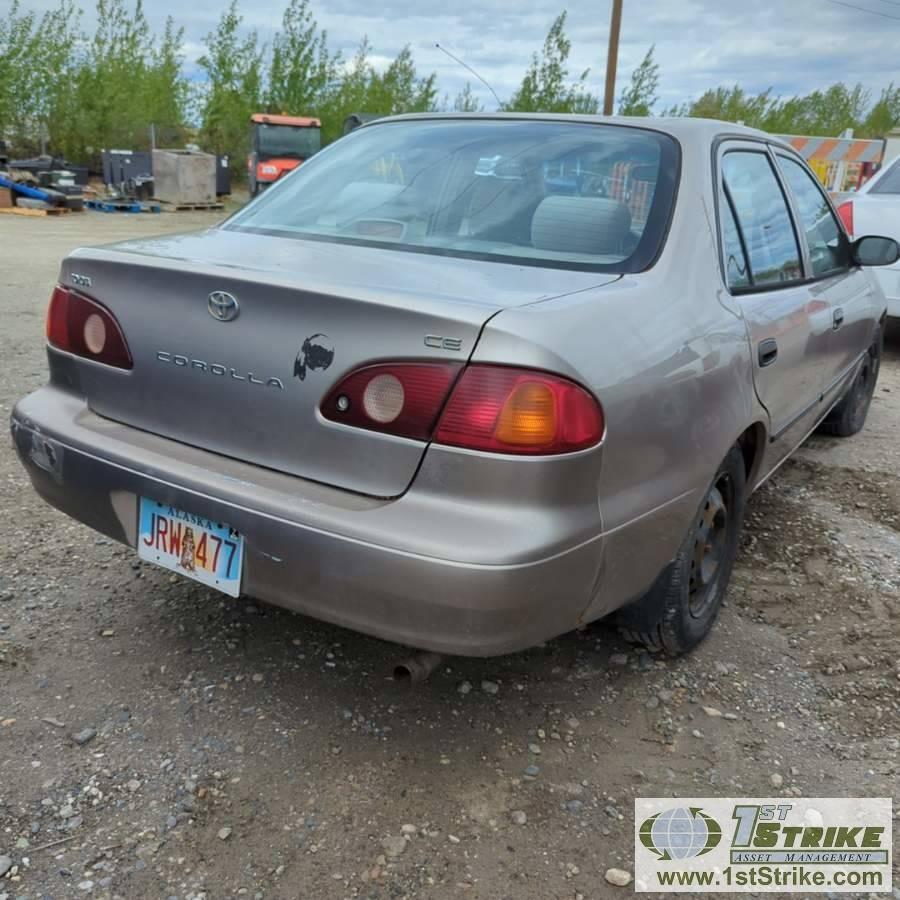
[
  {"left": 495, "top": 381, "right": 557, "bottom": 445},
  {"left": 435, "top": 365, "right": 604, "bottom": 454}
]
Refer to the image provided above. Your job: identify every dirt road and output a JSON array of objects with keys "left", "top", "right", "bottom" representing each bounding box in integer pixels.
[{"left": 1, "top": 212, "right": 897, "bottom": 899}]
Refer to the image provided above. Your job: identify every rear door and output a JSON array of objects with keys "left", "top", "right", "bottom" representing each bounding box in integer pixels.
[
  {"left": 717, "top": 142, "right": 832, "bottom": 456},
  {"left": 774, "top": 151, "right": 876, "bottom": 407}
]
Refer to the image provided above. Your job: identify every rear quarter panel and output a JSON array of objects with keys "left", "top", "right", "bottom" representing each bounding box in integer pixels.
[{"left": 471, "top": 142, "right": 761, "bottom": 619}]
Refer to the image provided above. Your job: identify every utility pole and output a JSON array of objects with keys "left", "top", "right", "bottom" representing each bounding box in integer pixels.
[{"left": 603, "top": 0, "right": 623, "bottom": 115}]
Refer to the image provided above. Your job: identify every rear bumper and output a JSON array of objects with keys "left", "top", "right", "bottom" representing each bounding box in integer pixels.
[{"left": 11, "top": 386, "right": 606, "bottom": 656}]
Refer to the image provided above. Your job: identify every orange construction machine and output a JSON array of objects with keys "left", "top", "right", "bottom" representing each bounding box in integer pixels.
[{"left": 248, "top": 114, "right": 322, "bottom": 195}]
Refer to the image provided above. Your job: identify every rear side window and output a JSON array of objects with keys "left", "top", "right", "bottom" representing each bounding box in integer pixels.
[
  {"left": 722, "top": 151, "right": 803, "bottom": 288},
  {"left": 871, "top": 158, "right": 900, "bottom": 194},
  {"left": 227, "top": 119, "right": 680, "bottom": 273},
  {"left": 721, "top": 195, "right": 750, "bottom": 289},
  {"left": 777, "top": 154, "right": 850, "bottom": 277}
]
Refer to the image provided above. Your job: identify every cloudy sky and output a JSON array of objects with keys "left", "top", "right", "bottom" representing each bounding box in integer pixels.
[{"left": 26, "top": 0, "right": 900, "bottom": 109}]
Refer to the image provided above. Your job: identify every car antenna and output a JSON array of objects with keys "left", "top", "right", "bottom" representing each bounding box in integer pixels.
[{"left": 435, "top": 43, "right": 503, "bottom": 110}]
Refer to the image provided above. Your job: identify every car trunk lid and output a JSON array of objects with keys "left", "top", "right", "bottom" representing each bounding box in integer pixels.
[{"left": 61, "top": 228, "right": 617, "bottom": 496}]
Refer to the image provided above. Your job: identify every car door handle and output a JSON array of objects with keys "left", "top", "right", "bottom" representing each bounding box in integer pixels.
[
  {"left": 833, "top": 307, "right": 845, "bottom": 330},
  {"left": 758, "top": 338, "right": 778, "bottom": 368}
]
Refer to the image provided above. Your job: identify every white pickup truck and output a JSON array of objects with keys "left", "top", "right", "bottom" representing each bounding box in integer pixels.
[{"left": 837, "top": 155, "right": 900, "bottom": 318}]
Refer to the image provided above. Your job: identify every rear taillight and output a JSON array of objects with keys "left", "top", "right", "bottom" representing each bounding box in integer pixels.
[
  {"left": 435, "top": 365, "right": 604, "bottom": 454},
  {"left": 322, "top": 362, "right": 604, "bottom": 455},
  {"left": 321, "top": 363, "right": 463, "bottom": 440},
  {"left": 837, "top": 200, "right": 854, "bottom": 238},
  {"left": 46, "top": 285, "right": 133, "bottom": 369}
]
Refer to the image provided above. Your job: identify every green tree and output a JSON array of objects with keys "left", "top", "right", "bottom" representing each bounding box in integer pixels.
[
  {"left": 686, "top": 86, "right": 774, "bottom": 127},
  {"left": 198, "top": 1, "right": 264, "bottom": 173},
  {"left": 862, "top": 84, "right": 900, "bottom": 137},
  {"left": 7, "top": 0, "right": 900, "bottom": 172},
  {"left": 666, "top": 79, "right": 900, "bottom": 139},
  {"left": 759, "top": 95, "right": 807, "bottom": 134},
  {"left": 0, "top": 2, "right": 39, "bottom": 148},
  {"left": 800, "top": 83, "right": 870, "bottom": 136},
  {"left": 0, "top": 0, "right": 81, "bottom": 155},
  {"left": 374, "top": 45, "right": 438, "bottom": 114},
  {"left": 618, "top": 45, "right": 659, "bottom": 116},
  {"left": 142, "top": 17, "right": 190, "bottom": 147},
  {"left": 453, "top": 83, "right": 483, "bottom": 112},
  {"left": 64, "top": 0, "right": 158, "bottom": 160},
  {"left": 38, "top": 1, "right": 83, "bottom": 154},
  {"left": 505, "top": 12, "right": 598, "bottom": 113},
  {"left": 316, "top": 37, "right": 374, "bottom": 144},
  {"left": 266, "top": 0, "right": 340, "bottom": 116},
  {"left": 316, "top": 39, "right": 438, "bottom": 144}
]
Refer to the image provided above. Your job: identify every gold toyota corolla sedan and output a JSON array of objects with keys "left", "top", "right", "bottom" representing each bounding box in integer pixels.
[{"left": 11, "top": 115, "right": 899, "bottom": 657}]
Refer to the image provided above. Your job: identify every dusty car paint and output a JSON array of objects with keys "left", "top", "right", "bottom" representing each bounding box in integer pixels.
[{"left": 10, "top": 114, "right": 888, "bottom": 655}]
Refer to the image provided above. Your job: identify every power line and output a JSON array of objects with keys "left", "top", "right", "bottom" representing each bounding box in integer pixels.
[
  {"left": 874, "top": 0, "right": 900, "bottom": 7},
  {"left": 825, "top": 0, "right": 900, "bottom": 18}
]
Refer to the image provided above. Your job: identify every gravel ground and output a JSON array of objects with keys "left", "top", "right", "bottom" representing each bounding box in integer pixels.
[{"left": 1, "top": 212, "right": 898, "bottom": 899}]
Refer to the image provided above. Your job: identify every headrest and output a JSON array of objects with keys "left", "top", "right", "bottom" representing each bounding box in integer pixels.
[{"left": 531, "top": 196, "right": 632, "bottom": 256}]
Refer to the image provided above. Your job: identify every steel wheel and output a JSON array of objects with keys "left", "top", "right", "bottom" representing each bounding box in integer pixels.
[
  {"left": 820, "top": 325, "right": 882, "bottom": 438},
  {"left": 850, "top": 349, "right": 879, "bottom": 423},
  {"left": 617, "top": 446, "right": 746, "bottom": 656},
  {"left": 688, "top": 479, "right": 731, "bottom": 618}
]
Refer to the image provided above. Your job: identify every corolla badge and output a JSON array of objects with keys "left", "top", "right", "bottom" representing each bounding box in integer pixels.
[
  {"left": 208, "top": 291, "right": 240, "bottom": 322},
  {"left": 294, "top": 333, "right": 334, "bottom": 381}
]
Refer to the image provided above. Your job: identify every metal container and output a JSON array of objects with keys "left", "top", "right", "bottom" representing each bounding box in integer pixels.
[
  {"left": 102, "top": 150, "right": 152, "bottom": 190},
  {"left": 151, "top": 149, "right": 217, "bottom": 205},
  {"left": 216, "top": 155, "right": 231, "bottom": 196}
]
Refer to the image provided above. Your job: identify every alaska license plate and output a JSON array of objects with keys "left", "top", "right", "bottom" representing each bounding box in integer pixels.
[{"left": 138, "top": 498, "right": 243, "bottom": 597}]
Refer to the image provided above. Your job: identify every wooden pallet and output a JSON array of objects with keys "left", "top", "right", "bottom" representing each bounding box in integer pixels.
[
  {"left": 157, "top": 200, "right": 225, "bottom": 211},
  {"left": 0, "top": 206, "right": 71, "bottom": 217}
]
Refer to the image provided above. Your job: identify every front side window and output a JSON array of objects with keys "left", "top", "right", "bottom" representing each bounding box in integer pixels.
[
  {"left": 722, "top": 151, "right": 803, "bottom": 288},
  {"left": 870, "top": 157, "right": 900, "bottom": 194},
  {"left": 777, "top": 154, "right": 849, "bottom": 277},
  {"left": 227, "top": 119, "right": 680, "bottom": 272}
]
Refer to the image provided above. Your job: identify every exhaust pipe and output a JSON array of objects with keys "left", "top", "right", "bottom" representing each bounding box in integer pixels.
[{"left": 393, "top": 651, "right": 444, "bottom": 684}]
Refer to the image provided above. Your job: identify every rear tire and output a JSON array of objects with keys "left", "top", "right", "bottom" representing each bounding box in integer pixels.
[
  {"left": 617, "top": 446, "right": 746, "bottom": 656},
  {"left": 818, "top": 325, "right": 882, "bottom": 437}
]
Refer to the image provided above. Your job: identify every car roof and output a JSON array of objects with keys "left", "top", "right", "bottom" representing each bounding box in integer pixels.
[{"left": 360, "top": 112, "right": 790, "bottom": 151}]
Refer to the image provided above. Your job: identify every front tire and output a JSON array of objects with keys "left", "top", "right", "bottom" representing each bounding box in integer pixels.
[
  {"left": 818, "top": 325, "right": 882, "bottom": 437},
  {"left": 618, "top": 446, "right": 747, "bottom": 656}
]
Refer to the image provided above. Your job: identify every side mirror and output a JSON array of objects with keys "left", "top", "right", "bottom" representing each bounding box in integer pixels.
[{"left": 851, "top": 235, "right": 900, "bottom": 267}]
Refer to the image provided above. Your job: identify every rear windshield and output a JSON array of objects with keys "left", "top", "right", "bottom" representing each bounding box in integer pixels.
[
  {"left": 226, "top": 118, "right": 680, "bottom": 272},
  {"left": 871, "top": 157, "right": 900, "bottom": 194}
]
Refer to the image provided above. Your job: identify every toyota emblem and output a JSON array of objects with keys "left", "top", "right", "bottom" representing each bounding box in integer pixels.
[{"left": 208, "top": 291, "right": 240, "bottom": 322}]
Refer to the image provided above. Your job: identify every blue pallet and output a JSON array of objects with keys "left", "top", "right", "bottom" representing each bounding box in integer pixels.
[{"left": 86, "top": 199, "right": 160, "bottom": 214}]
